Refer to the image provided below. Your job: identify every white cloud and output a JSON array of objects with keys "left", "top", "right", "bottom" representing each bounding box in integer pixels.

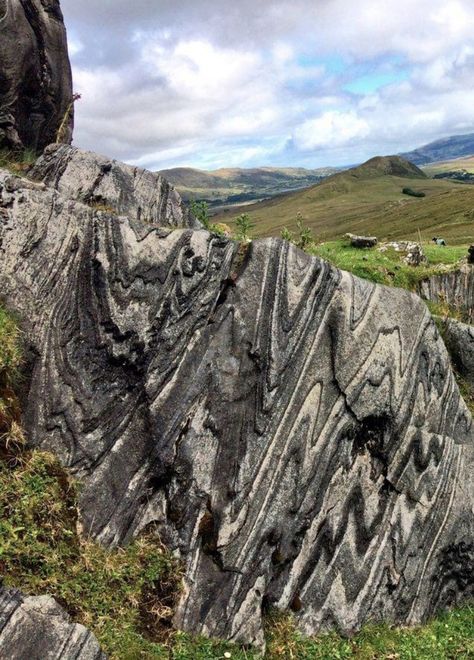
[
  {"left": 62, "top": 0, "right": 474, "bottom": 169},
  {"left": 294, "top": 112, "right": 370, "bottom": 150}
]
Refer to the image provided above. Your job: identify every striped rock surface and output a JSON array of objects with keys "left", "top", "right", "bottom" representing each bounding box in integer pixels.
[
  {"left": 0, "top": 0, "right": 73, "bottom": 150},
  {"left": 0, "top": 588, "right": 105, "bottom": 659},
  {"left": 30, "top": 143, "right": 200, "bottom": 229},
  {"left": 0, "top": 169, "right": 473, "bottom": 648}
]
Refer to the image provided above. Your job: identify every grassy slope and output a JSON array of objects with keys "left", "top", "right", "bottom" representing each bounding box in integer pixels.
[
  {"left": 214, "top": 163, "right": 474, "bottom": 245},
  {"left": 423, "top": 156, "right": 474, "bottom": 176}
]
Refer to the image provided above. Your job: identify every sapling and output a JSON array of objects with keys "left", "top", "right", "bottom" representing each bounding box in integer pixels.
[{"left": 235, "top": 213, "right": 255, "bottom": 242}]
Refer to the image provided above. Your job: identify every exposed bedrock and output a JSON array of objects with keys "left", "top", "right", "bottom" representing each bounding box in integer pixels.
[
  {"left": 441, "top": 318, "right": 474, "bottom": 386},
  {"left": 30, "top": 143, "right": 200, "bottom": 228},
  {"left": 0, "top": 170, "right": 473, "bottom": 648},
  {"left": 0, "top": 588, "right": 105, "bottom": 659},
  {"left": 0, "top": 0, "right": 73, "bottom": 151},
  {"left": 419, "top": 265, "right": 474, "bottom": 321}
]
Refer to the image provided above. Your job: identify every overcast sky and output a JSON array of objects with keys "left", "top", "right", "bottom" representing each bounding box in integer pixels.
[{"left": 61, "top": 0, "right": 474, "bottom": 171}]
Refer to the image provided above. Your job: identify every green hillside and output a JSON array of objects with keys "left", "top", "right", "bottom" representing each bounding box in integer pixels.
[
  {"left": 214, "top": 156, "right": 474, "bottom": 245},
  {"left": 158, "top": 165, "right": 338, "bottom": 206}
]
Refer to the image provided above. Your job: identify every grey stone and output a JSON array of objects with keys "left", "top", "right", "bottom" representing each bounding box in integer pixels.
[
  {"left": 442, "top": 318, "right": 474, "bottom": 385},
  {"left": 0, "top": 170, "right": 473, "bottom": 649},
  {"left": 0, "top": 0, "right": 73, "bottom": 151},
  {"left": 29, "top": 144, "right": 200, "bottom": 229},
  {"left": 345, "top": 233, "right": 377, "bottom": 248},
  {"left": 0, "top": 588, "right": 105, "bottom": 659},
  {"left": 419, "top": 265, "right": 474, "bottom": 322}
]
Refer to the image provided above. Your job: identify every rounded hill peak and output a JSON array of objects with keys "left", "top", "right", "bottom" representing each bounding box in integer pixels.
[{"left": 350, "top": 155, "right": 427, "bottom": 179}]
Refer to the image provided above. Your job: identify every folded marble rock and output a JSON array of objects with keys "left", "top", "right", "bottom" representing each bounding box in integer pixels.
[{"left": 0, "top": 170, "right": 472, "bottom": 648}]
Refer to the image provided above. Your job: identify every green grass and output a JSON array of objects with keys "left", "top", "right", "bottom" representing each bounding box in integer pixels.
[
  {"left": 264, "top": 609, "right": 474, "bottom": 659},
  {"left": 0, "top": 307, "right": 22, "bottom": 382},
  {"left": 0, "top": 306, "right": 473, "bottom": 660},
  {"left": 310, "top": 240, "right": 467, "bottom": 290},
  {"left": 0, "top": 148, "right": 37, "bottom": 175}
]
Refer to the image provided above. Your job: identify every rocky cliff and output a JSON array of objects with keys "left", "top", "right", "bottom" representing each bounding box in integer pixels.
[
  {"left": 0, "top": 0, "right": 73, "bottom": 151},
  {"left": 0, "top": 157, "right": 473, "bottom": 649}
]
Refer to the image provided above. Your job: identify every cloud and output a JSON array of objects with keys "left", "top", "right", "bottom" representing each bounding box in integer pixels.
[
  {"left": 61, "top": 0, "right": 474, "bottom": 169},
  {"left": 294, "top": 112, "right": 370, "bottom": 150}
]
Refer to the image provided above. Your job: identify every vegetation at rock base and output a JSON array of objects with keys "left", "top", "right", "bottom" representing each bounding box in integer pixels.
[
  {"left": 309, "top": 240, "right": 467, "bottom": 291},
  {"left": 0, "top": 304, "right": 473, "bottom": 658},
  {"left": 0, "top": 148, "right": 37, "bottom": 175}
]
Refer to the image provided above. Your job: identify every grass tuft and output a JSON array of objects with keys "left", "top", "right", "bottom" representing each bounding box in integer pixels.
[{"left": 0, "top": 148, "right": 37, "bottom": 175}]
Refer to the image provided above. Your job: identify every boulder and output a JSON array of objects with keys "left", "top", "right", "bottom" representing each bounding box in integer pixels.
[
  {"left": 345, "top": 233, "right": 377, "bottom": 248},
  {"left": 0, "top": 588, "right": 105, "bottom": 659},
  {"left": 0, "top": 170, "right": 473, "bottom": 648},
  {"left": 29, "top": 144, "right": 200, "bottom": 228},
  {"left": 0, "top": 0, "right": 73, "bottom": 151}
]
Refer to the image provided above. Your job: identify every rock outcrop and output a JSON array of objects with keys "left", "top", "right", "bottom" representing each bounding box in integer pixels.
[
  {"left": 0, "top": 588, "right": 105, "bottom": 659},
  {"left": 30, "top": 144, "right": 200, "bottom": 228},
  {"left": 0, "top": 0, "right": 73, "bottom": 151},
  {"left": 419, "top": 265, "right": 474, "bottom": 322},
  {"left": 0, "top": 167, "right": 473, "bottom": 648},
  {"left": 441, "top": 318, "right": 474, "bottom": 386}
]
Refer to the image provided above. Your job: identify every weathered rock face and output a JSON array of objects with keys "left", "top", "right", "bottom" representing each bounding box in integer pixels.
[
  {"left": 419, "top": 265, "right": 474, "bottom": 322},
  {"left": 0, "top": 588, "right": 105, "bottom": 659},
  {"left": 30, "top": 144, "right": 200, "bottom": 228},
  {"left": 0, "top": 169, "right": 473, "bottom": 648},
  {"left": 0, "top": 0, "right": 73, "bottom": 151},
  {"left": 441, "top": 318, "right": 474, "bottom": 386}
]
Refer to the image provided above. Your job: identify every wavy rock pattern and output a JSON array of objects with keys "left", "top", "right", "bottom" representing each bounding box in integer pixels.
[
  {"left": 0, "top": 588, "right": 105, "bottom": 659},
  {"left": 0, "top": 0, "right": 73, "bottom": 150},
  {"left": 30, "top": 143, "right": 199, "bottom": 229},
  {"left": 0, "top": 167, "right": 473, "bottom": 648}
]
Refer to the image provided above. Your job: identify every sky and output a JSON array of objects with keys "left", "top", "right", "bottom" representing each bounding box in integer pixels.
[{"left": 61, "top": 0, "right": 474, "bottom": 171}]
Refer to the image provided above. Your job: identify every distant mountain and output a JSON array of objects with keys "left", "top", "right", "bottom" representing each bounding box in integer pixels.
[
  {"left": 400, "top": 133, "right": 474, "bottom": 165},
  {"left": 213, "top": 155, "right": 474, "bottom": 245},
  {"left": 343, "top": 155, "right": 426, "bottom": 179},
  {"left": 158, "top": 165, "right": 340, "bottom": 207}
]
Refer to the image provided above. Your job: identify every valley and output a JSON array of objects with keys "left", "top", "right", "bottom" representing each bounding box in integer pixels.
[
  {"left": 158, "top": 165, "right": 339, "bottom": 207},
  {"left": 213, "top": 155, "right": 474, "bottom": 244}
]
